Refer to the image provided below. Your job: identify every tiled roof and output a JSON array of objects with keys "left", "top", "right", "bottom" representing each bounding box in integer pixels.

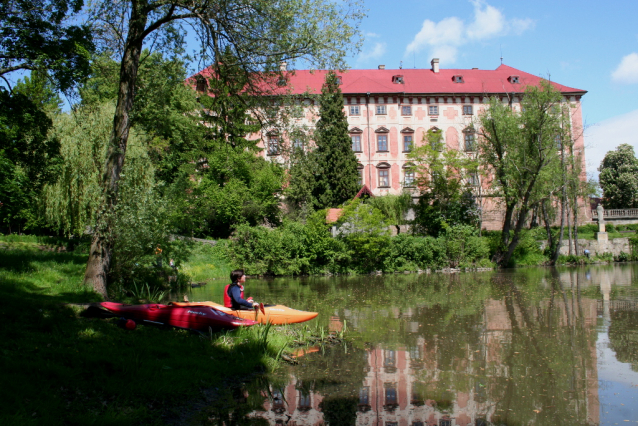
[
  {"left": 290, "top": 64, "right": 585, "bottom": 96},
  {"left": 192, "top": 64, "right": 586, "bottom": 97}
]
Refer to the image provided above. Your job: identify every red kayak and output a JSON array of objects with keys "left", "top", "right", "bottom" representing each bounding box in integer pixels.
[{"left": 98, "top": 302, "right": 258, "bottom": 331}]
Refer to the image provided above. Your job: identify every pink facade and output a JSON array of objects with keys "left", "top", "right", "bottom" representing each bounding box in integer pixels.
[{"left": 195, "top": 59, "right": 589, "bottom": 230}]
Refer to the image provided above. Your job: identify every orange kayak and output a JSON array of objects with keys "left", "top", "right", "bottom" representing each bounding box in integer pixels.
[{"left": 171, "top": 301, "right": 318, "bottom": 325}]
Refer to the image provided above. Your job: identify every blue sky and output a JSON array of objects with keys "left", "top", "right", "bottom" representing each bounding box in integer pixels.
[{"left": 347, "top": 0, "right": 638, "bottom": 179}]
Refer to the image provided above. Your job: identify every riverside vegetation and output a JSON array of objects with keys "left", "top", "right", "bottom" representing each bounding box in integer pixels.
[{"left": 0, "top": 235, "right": 337, "bottom": 426}]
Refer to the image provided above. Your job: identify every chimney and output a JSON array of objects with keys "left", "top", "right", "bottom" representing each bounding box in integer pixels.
[
  {"left": 378, "top": 65, "right": 385, "bottom": 70},
  {"left": 431, "top": 58, "right": 439, "bottom": 73},
  {"left": 279, "top": 61, "right": 287, "bottom": 72}
]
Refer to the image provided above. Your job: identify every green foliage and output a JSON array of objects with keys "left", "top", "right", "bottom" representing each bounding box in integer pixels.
[
  {"left": 285, "top": 148, "right": 319, "bottom": 216},
  {"left": 440, "top": 225, "right": 490, "bottom": 268},
  {"left": 630, "top": 235, "right": 638, "bottom": 261},
  {"left": 599, "top": 144, "right": 638, "bottom": 209},
  {"left": 367, "top": 193, "right": 412, "bottom": 231},
  {"left": 0, "top": 73, "right": 63, "bottom": 233},
  {"left": 384, "top": 233, "right": 445, "bottom": 271},
  {"left": 312, "top": 71, "right": 360, "bottom": 208},
  {"left": 335, "top": 199, "right": 391, "bottom": 273},
  {"left": 478, "top": 80, "right": 568, "bottom": 266},
  {"left": 0, "top": 0, "right": 94, "bottom": 91},
  {"left": 408, "top": 129, "right": 480, "bottom": 236}
]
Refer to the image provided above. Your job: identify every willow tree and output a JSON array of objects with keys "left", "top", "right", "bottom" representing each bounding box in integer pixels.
[
  {"left": 478, "top": 81, "right": 567, "bottom": 267},
  {"left": 83, "top": 0, "right": 364, "bottom": 297}
]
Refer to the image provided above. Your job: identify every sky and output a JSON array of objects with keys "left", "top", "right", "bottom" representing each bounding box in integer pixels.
[{"left": 345, "top": 0, "right": 638, "bottom": 181}]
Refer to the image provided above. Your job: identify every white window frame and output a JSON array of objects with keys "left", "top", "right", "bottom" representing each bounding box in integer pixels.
[
  {"left": 376, "top": 105, "right": 387, "bottom": 115},
  {"left": 428, "top": 105, "right": 439, "bottom": 116}
]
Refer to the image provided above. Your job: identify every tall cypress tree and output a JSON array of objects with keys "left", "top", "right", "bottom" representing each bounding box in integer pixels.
[{"left": 312, "top": 71, "right": 360, "bottom": 208}]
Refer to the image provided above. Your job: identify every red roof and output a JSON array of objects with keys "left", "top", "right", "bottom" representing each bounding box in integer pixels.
[{"left": 192, "top": 64, "right": 586, "bottom": 97}]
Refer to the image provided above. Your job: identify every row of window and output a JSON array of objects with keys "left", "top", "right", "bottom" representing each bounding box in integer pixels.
[
  {"left": 351, "top": 133, "right": 475, "bottom": 153},
  {"left": 359, "top": 167, "right": 478, "bottom": 188},
  {"left": 268, "top": 133, "right": 476, "bottom": 155},
  {"left": 349, "top": 105, "right": 473, "bottom": 116}
]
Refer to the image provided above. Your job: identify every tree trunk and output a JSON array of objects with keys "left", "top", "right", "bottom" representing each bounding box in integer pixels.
[{"left": 83, "top": 3, "right": 148, "bottom": 298}]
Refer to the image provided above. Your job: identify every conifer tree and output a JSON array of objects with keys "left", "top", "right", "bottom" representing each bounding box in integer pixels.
[{"left": 312, "top": 71, "right": 360, "bottom": 208}]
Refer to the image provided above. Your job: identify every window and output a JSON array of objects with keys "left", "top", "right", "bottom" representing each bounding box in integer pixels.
[
  {"left": 428, "top": 105, "right": 439, "bottom": 115},
  {"left": 377, "top": 134, "right": 388, "bottom": 151},
  {"left": 392, "top": 75, "right": 404, "bottom": 84},
  {"left": 376, "top": 105, "right": 387, "bottom": 115},
  {"left": 555, "top": 134, "right": 563, "bottom": 150},
  {"left": 293, "top": 139, "right": 304, "bottom": 150},
  {"left": 351, "top": 135, "right": 362, "bottom": 152},
  {"left": 403, "top": 135, "right": 413, "bottom": 152},
  {"left": 463, "top": 105, "right": 473, "bottom": 115},
  {"left": 439, "top": 420, "right": 452, "bottom": 426},
  {"left": 453, "top": 75, "right": 464, "bottom": 83},
  {"left": 298, "top": 391, "right": 311, "bottom": 410},
  {"left": 509, "top": 75, "right": 520, "bottom": 84},
  {"left": 404, "top": 170, "right": 415, "bottom": 187},
  {"left": 378, "top": 168, "right": 390, "bottom": 188},
  {"left": 336, "top": 76, "right": 342, "bottom": 84},
  {"left": 464, "top": 132, "right": 475, "bottom": 152},
  {"left": 402, "top": 105, "right": 412, "bottom": 115},
  {"left": 267, "top": 137, "right": 279, "bottom": 155},
  {"left": 468, "top": 172, "right": 479, "bottom": 186},
  {"left": 384, "top": 350, "right": 396, "bottom": 369},
  {"left": 359, "top": 387, "right": 370, "bottom": 405},
  {"left": 384, "top": 384, "right": 397, "bottom": 405},
  {"left": 195, "top": 77, "right": 207, "bottom": 92},
  {"left": 357, "top": 165, "right": 364, "bottom": 186},
  {"left": 350, "top": 105, "right": 360, "bottom": 115}
]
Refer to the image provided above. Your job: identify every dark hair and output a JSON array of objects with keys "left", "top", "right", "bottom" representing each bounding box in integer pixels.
[{"left": 230, "top": 269, "right": 245, "bottom": 283}]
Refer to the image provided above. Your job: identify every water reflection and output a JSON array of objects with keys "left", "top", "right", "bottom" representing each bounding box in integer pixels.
[{"left": 188, "top": 264, "right": 638, "bottom": 425}]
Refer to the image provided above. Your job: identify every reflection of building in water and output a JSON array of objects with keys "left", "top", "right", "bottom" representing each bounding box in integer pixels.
[{"left": 252, "top": 295, "right": 600, "bottom": 425}]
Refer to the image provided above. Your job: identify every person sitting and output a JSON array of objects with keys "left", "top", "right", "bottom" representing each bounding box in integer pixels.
[{"left": 224, "top": 269, "right": 258, "bottom": 310}]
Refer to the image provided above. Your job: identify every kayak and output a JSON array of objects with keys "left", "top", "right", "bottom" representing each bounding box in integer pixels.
[
  {"left": 171, "top": 301, "right": 318, "bottom": 325},
  {"left": 98, "top": 302, "right": 258, "bottom": 331}
]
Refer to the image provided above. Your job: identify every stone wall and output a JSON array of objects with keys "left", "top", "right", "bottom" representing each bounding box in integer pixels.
[{"left": 539, "top": 237, "right": 632, "bottom": 257}]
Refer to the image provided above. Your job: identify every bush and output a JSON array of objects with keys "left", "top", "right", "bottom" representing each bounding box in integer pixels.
[
  {"left": 615, "top": 252, "right": 630, "bottom": 262},
  {"left": 606, "top": 224, "right": 616, "bottom": 233},
  {"left": 631, "top": 235, "right": 638, "bottom": 260},
  {"left": 439, "top": 225, "right": 490, "bottom": 268},
  {"left": 385, "top": 234, "right": 445, "bottom": 271}
]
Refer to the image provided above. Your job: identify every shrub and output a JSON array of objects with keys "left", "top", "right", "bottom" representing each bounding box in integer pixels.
[
  {"left": 385, "top": 233, "right": 445, "bottom": 271},
  {"left": 631, "top": 235, "right": 638, "bottom": 261},
  {"left": 606, "top": 224, "right": 616, "bottom": 233},
  {"left": 439, "top": 225, "right": 490, "bottom": 268},
  {"left": 615, "top": 252, "right": 630, "bottom": 262}
]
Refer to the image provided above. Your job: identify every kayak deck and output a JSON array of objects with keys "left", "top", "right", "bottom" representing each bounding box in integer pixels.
[
  {"left": 99, "top": 302, "right": 257, "bottom": 331},
  {"left": 171, "top": 301, "right": 318, "bottom": 325}
]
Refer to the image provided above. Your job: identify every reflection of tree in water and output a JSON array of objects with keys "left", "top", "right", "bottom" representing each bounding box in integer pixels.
[
  {"left": 609, "top": 310, "right": 638, "bottom": 371},
  {"left": 485, "top": 272, "right": 597, "bottom": 426}
]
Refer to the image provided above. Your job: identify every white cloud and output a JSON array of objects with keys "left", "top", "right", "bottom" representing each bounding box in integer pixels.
[
  {"left": 405, "top": 0, "right": 534, "bottom": 64},
  {"left": 466, "top": 1, "right": 504, "bottom": 40},
  {"left": 611, "top": 53, "right": 638, "bottom": 84},
  {"left": 585, "top": 109, "right": 638, "bottom": 180},
  {"left": 358, "top": 42, "right": 387, "bottom": 62}
]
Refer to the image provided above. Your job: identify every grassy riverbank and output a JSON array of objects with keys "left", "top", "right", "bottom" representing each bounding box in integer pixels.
[{"left": 0, "top": 236, "right": 314, "bottom": 426}]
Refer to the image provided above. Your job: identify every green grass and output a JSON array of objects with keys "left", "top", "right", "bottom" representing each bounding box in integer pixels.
[
  {"left": 0, "top": 236, "right": 313, "bottom": 426},
  {"left": 179, "top": 241, "right": 232, "bottom": 283}
]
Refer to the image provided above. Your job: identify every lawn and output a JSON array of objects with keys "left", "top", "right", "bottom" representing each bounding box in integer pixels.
[{"left": 0, "top": 236, "right": 312, "bottom": 426}]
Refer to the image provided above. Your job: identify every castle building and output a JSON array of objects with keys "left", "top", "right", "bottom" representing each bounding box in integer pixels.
[{"left": 194, "top": 59, "right": 588, "bottom": 229}]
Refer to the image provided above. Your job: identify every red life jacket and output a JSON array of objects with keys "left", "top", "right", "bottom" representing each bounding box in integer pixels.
[{"left": 223, "top": 283, "right": 244, "bottom": 308}]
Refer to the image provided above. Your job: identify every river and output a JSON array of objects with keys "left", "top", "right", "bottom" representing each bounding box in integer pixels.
[{"left": 186, "top": 264, "right": 638, "bottom": 425}]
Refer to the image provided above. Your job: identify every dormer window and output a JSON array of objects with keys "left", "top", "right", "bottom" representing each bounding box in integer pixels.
[
  {"left": 392, "top": 75, "right": 404, "bottom": 84},
  {"left": 195, "top": 76, "right": 208, "bottom": 92},
  {"left": 509, "top": 75, "right": 520, "bottom": 84},
  {"left": 277, "top": 77, "right": 287, "bottom": 87},
  {"left": 453, "top": 75, "right": 464, "bottom": 83},
  {"left": 336, "top": 76, "right": 342, "bottom": 85}
]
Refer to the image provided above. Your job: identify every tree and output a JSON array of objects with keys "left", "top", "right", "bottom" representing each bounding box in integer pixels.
[
  {"left": 83, "top": 0, "right": 364, "bottom": 297},
  {"left": 408, "top": 128, "right": 480, "bottom": 237},
  {"left": 312, "top": 71, "right": 360, "bottom": 209},
  {"left": 0, "top": 72, "right": 63, "bottom": 232},
  {"left": 478, "top": 80, "right": 566, "bottom": 267},
  {"left": 599, "top": 144, "right": 638, "bottom": 209},
  {"left": 0, "top": 0, "right": 93, "bottom": 91}
]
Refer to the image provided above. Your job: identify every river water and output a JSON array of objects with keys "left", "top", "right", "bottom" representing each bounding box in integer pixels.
[{"left": 187, "top": 264, "right": 638, "bottom": 425}]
